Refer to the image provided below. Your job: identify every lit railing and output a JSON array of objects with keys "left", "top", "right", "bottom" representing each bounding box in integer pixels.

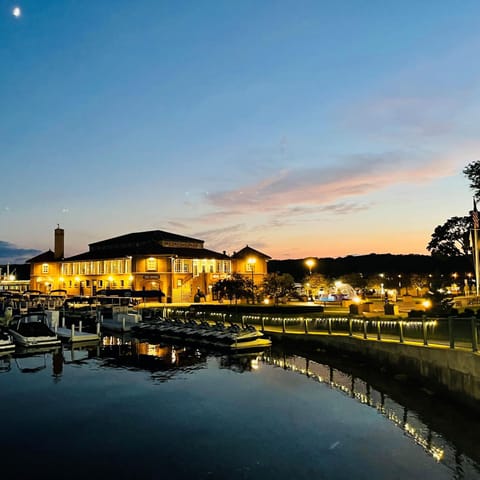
[{"left": 160, "top": 307, "right": 480, "bottom": 352}]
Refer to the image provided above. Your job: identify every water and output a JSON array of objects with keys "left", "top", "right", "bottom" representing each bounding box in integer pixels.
[{"left": 1, "top": 336, "right": 479, "bottom": 480}]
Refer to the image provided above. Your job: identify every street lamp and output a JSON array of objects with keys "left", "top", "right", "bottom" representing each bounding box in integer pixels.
[
  {"left": 247, "top": 257, "right": 256, "bottom": 304},
  {"left": 305, "top": 258, "right": 315, "bottom": 275}
]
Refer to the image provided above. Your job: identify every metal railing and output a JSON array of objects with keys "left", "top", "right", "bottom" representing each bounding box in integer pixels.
[{"left": 166, "top": 307, "right": 480, "bottom": 353}]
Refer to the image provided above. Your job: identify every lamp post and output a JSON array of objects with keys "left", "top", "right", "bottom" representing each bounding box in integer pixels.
[
  {"left": 305, "top": 259, "right": 316, "bottom": 300},
  {"left": 305, "top": 258, "right": 315, "bottom": 276},
  {"left": 247, "top": 257, "right": 256, "bottom": 304}
]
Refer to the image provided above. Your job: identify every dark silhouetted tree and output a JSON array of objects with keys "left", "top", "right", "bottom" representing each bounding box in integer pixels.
[
  {"left": 427, "top": 216, "right": 472, "bottom": 257},
  {"left": 463, "top": 160, "right": 480, "bottom": 199},
  {"left": 212, "top": 274, "right": 248, "bottom": 304},
  {"left": 262, "top": 273, "right": 295, "bottom": 303}
]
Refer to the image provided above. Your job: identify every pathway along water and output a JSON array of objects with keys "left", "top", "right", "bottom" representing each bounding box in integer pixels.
[{"left": 0, "top": 336, "right": 479, "bottom": 479}]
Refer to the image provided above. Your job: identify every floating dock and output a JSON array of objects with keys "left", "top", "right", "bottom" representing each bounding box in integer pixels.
[{"left": 54, "top": 322, "right": 100, "bottom": 343}]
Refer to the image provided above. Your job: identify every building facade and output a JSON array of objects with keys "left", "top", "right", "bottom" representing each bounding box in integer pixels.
[{"left": 28, "top": 228, "right": 270, "bottom": 303}]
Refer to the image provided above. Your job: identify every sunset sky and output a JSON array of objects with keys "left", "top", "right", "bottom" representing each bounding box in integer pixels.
[{"left": 1, "top": 0, "right": 479, "bottom": 263}]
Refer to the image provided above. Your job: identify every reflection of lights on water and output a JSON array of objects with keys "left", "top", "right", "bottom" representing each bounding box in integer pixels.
[
  {"left": 265, "top": 356, "right": 445, "bottom": 462},
  {"left": 171, "top": 348, "right": 177, "bottom": 364},
  {"left": 102, "top": 336, "right": 131, "bottom": 347}
]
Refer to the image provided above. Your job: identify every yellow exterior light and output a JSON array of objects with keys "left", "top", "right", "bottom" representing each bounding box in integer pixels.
[
  {"left": 422, "top": 299, "right": 432, "bottom": 309},
  {"left": 74, "top": 276, "right": 80, "bottom": 283},
  {"left": 59, "top": 277, "right": 64, "bottom": 283},
  {"left": 305, "top": 258, "right": 316, "bottom": 275}
]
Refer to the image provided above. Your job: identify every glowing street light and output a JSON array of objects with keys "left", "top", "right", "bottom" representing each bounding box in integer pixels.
[{"left": 305, "top": 258, "right": 315, "bottom": 275}]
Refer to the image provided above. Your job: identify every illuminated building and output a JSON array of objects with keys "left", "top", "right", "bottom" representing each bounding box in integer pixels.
[
  {"left": 27, "top": 227, "right": 270, "bottom": 302},
  {"left": 231, "top": 245, "right": 271, "bottom": 287}
]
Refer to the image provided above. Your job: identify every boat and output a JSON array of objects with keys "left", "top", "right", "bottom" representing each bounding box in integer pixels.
[
  {"left": 131, "top": 318, "right": 271, "bottom": 351},
  {"left": 7, "top": 312, "right": 61, "bottom": 348},
  {"left": 0, "top": 326, "right": 15, "bottom": 352}
]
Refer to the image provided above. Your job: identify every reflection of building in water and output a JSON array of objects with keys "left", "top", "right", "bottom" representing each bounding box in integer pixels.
[
  {"left": 101, "top": 336, "right": 264, "bottom": 379},
  {"left": 263, "top": 353, "right": 480, "bottom": 476},
  {"left": 99, "top": 336, "right": 208, "bottom": 382}
]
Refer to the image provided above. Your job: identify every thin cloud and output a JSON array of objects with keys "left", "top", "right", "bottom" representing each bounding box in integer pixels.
[
  {"left": 193, "top": 224, "right": 247, "bottom": 253},
  {"left": 0, "top": 240, "right": 40, "bottom": 263},
  {"left": 343, "top": 94, "right": 470, "bottom": 138},
  {"left": 206, "top": 151, "right": 455, "bottom": 212},
  {"left": 166, "top": 220, "right": 189, "bottom": 230}
]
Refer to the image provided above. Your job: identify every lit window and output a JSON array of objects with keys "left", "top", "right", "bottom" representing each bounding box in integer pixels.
[
  {"left": 42, "top": 264, "right": 49, "bottom": 274},
  {"left": 146, "top": 257, "right": 157, "bottom": 271},
  {"left": 174, "top": 259, "right": 182, "bottom": 273}
]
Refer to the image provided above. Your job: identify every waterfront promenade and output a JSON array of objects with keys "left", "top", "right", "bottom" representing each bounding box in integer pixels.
[{"left": 154, "top": 300, "right": 480, "bottom": 409}]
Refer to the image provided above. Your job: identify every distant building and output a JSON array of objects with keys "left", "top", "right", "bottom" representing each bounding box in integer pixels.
[
  {"left": 27, "top": 227, "right": 270, "bottom": 302},
  {"left": 0, "top": 264, "right": 30, "bottom": 293}
]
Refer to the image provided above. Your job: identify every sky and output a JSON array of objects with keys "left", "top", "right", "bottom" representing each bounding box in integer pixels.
[{"left": 1, "top": 0, "right": 480, "bottom": 263}]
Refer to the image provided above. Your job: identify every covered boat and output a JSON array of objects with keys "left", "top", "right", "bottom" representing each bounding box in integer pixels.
[{"left": 7, "top": 312, "right": 61, "bottom": 348}]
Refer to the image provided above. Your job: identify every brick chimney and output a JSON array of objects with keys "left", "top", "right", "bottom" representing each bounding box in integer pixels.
[{"left": 54, "top": 225, "right": 64, "bottom": 260}]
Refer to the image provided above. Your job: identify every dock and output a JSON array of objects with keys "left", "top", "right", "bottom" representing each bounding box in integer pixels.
[{"left": 54, "top": 322, "right": 101, "bottom": 343}]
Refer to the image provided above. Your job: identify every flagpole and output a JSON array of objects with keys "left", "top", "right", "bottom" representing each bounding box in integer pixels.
[
  {"left": 472, "top": 197, "right": 480, "bottom": 297},
  {"left": 475, "top": 227, "right": 480, "bottom": 297}
]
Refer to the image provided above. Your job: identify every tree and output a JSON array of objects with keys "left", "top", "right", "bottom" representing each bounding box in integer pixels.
[
  {"left": 302, "top": 273, "right": 328, "bottom": 297},
  {"left": 427, "top": 216, "right": 472, "bottom": 257},
  {"left": 262, "top": 273, "right": 295, "bottom": 303},
  {"left": 463, "top": 160, "right": 480, "bottom": 199},
  {"left": 212, "top": 274, "right": 248, "bottom": 304},
  {"left": 339, "top": 273, "right": 367, "bottom": 290}
]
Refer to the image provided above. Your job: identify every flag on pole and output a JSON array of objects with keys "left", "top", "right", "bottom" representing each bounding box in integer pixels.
[{"left": 473, "top": 198, "right": 480, "bottom": 229}]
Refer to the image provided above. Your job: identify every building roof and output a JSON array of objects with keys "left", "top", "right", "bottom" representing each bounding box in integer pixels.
[
  {"left": 231, "top": 245, "right": 272, "bottom": 260},
  {"left": 89, "top": 230, "right": 203, "bottom": 251},
  {"left": 26, "top": 250, "right": 56, "bottom": 263},
  {"left": 66, "top": 246, "right": 230, "bottom": 261}
]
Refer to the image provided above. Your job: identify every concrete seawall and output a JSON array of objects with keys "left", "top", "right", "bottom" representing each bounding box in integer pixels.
[{"left": 268, "top": 332, "right": 480, "bottom": 408}]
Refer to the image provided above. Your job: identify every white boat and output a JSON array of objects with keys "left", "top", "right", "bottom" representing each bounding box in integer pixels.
[
  {"left": 7, "top": 312, "right": 61, "bottom": 348},
  {"left": 0, "top": 326, "right": 15, "bottom": 352}
]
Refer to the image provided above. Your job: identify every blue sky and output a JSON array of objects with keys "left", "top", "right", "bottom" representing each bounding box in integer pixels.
[{"left": 1, "top": 0, "right": 479, "bottom": 262}]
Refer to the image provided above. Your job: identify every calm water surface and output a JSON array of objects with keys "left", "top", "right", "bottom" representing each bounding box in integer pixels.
[{"left": 1, "top": 335, "right": 479, "bottom": 480}]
